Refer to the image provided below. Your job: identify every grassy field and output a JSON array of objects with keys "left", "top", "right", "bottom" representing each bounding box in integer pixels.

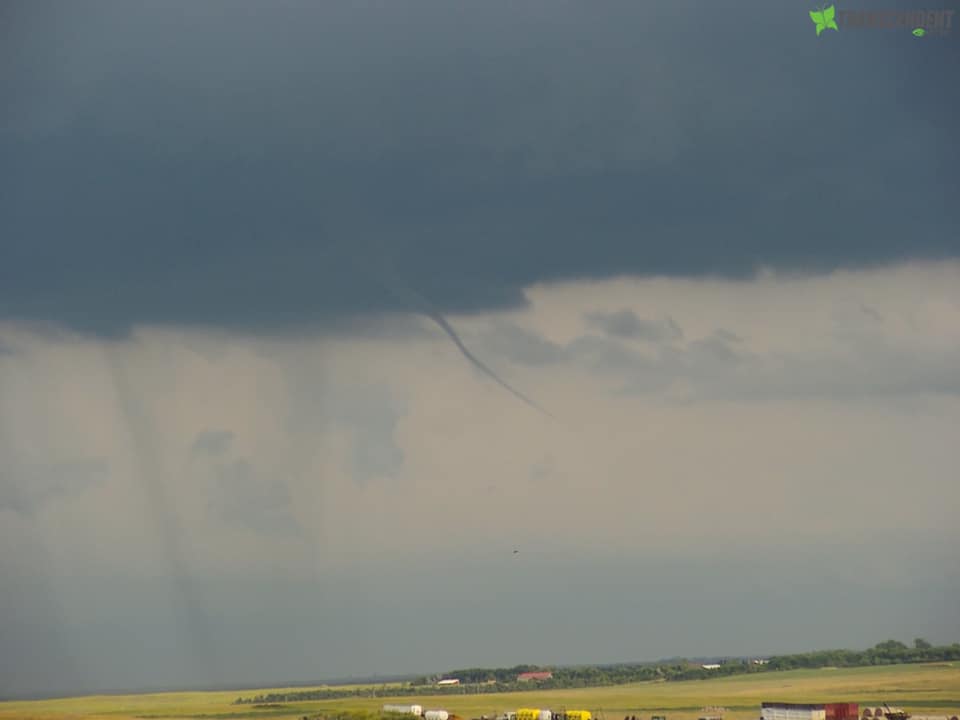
[{"left": 2, "top": 663, "right": 959, "bottom": 720}]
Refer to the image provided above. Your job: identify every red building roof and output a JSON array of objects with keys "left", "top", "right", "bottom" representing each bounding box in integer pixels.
[{"left": 517, "top": 671, "right": 553, "bottom": 681}]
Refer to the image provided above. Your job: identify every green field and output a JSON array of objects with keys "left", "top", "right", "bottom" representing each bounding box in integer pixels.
[{"left": 3, "top": 663, "right": 959, "bottom": 720}]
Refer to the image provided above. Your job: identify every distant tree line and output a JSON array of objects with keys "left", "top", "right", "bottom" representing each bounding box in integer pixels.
[
  {"left": 234, "top": 640, "right": 960, "bottom": 705},
  {"left": 763, "top": 639, "right": 959, "bottom": 670}
]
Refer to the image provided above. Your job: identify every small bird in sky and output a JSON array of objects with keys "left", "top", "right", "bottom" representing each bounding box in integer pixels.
[{"left": 513, "top": 549, "right": 519, "bottom": 554}]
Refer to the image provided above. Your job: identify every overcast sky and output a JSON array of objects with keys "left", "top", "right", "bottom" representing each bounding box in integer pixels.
[{"left": 2, "top": 0, "right": 959, "bottom": 700}]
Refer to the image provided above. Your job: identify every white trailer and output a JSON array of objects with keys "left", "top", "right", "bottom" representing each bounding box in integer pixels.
[
  {"left": 762, "top": 705, "right": 826, "bottom": 720},
  {"left": 384, "top": 705, "right": 423, "bottom": 716}
]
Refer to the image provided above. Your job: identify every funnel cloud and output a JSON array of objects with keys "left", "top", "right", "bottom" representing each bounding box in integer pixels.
[{"left": 370, "top": 252, "right": 555, "bottom": 419}]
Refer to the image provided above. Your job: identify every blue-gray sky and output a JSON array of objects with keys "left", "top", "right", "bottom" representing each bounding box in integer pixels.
[{"left": 2, "top": 0, "right": 959, "bottom": 700}]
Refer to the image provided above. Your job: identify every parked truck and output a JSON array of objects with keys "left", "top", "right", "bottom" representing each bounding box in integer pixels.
[{"left": 518, "top": 709, "right": 552, "bottom": 720}]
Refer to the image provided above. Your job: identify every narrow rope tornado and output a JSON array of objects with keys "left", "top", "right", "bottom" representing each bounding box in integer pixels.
[
  {"left": 369, "top": 253, "right": 555, "bottom": 420},
  {"left": 102, "top": 345, "right": 215, "bottom": 681}
]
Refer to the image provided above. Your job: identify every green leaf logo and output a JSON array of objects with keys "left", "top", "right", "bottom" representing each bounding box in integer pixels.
[
  {"left": 912, "top": 27, "right": 926, "bottom": 36},
  {"left": 810, "top": 4, "right": 839, "bottom": 36}
]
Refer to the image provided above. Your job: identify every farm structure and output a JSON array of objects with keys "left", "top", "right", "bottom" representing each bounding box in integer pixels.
[
  {"left": 518, "top": 672, "right": 554, "bottom": 682},
  {"left": 762, "top": 703, "right": 859, "bottom": 720},
  {"left": 761, "top": 704, "right": 960, "bottom": 720},
  {"left": 861, "top": 707, "right": 958, "bottom": 720}
]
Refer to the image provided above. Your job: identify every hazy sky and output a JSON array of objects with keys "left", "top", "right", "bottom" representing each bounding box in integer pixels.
[{"left": 2, "top": 0, "right": 959, "bottom": 699}]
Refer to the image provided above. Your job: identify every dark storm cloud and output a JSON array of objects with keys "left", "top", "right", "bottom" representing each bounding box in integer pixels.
[
  {"left": 187, "top": 433, "right": 301, "bottom": 537},
  {"left": 190, "top": 430, "right": 235, "bottom": 457},
  {"left": 564, "top": 334, "right": 653, "bottom": 374},
  {"left": 2, "top": 0, "right": 958, "bottom": 335},
  {"left": 585, "top": 310, "right": 683, "bottom": 342},
  {"left": 480, "top": 321, "right": 566, "bottom": 366},
  {"left": 478, "top": 318, "right": 960, "bottom": 400},
  {"left": 861, "top": 305, "right": 884, "bottom": 324},
  {"left": 351, "top": 431, "right": 404, "bottom": 486},
  {"left": 207, "top": 459, "right": 301, "bottom": 538},
  {"left": 0, "top": 456, "right": 107, "bottom": 515},
  {"left": 334, "top": 384, "right": 407, "bottom": 484}
]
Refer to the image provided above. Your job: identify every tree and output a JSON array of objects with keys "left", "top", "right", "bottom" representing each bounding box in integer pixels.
[
  {"left": 914, "top": 638, "right": 932, "bottom": 650},
  {"left": 874, "top": 639, "right": 908, "bottom": 652}
]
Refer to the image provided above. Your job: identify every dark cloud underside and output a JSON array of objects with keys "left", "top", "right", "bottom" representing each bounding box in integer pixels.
[{"left": 2, "top": 0, "right": 958, "bottom": 336}]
